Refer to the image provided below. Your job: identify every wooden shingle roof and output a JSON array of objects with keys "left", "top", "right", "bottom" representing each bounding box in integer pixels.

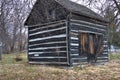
[
  {"left": 55, "top": 0, "right": 108, "bottom": 22},
  {"left": 25, "top": 0, "right": 108, "bottom": 25}
]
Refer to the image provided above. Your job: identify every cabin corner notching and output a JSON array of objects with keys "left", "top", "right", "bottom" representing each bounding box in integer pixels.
[{"left": 25, "top": 0, "right": 109, "bottom": 66}]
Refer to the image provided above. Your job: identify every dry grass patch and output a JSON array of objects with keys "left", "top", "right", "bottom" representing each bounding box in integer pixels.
[{"left": 0, "top": 53, "right": 120, "bottom": 80}]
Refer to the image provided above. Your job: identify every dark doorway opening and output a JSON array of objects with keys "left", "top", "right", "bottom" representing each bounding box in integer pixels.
[{"left": 79, "top": 33, "right": 103, "bottom": 63}]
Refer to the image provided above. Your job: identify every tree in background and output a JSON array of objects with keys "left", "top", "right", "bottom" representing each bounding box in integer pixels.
[
  {"left": 74, "top": 0, "right": 120, "bottom": 47},
  {"left": 104, "top": 6, "right": 120, "bottom": 47},
  {"left": 0, "top": 0, "right": 34, "bottom": 53},
  {"left": 0, "top": 0, "right": 120, "bottom": 53}
]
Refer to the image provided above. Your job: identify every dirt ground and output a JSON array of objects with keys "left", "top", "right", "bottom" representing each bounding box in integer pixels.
[{"left": 0, "top": 53, "right": 120, "bottom": 80}]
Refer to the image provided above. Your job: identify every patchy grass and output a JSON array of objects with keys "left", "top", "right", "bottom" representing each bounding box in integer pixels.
[
  {"left": 0, "top": 53, "right": 27, "bottom": 64},
  {"left": 109, "top": 53, "right": 120, "bottom": 60},
  {"left": 0, "top": 53, "right": 120, "bottom": 80}
]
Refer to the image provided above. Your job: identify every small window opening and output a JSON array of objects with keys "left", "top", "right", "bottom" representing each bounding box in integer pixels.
[{"left": 49, "top": 10, "right": 56, "bottom": 20}]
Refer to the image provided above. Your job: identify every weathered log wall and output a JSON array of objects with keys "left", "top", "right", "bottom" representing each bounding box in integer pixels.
[
  {"left": 68, "top": 19, "right": 108, "bottom": 66},
  {"left": 28, "top": 21, "right": 69, "bottom": 65}
]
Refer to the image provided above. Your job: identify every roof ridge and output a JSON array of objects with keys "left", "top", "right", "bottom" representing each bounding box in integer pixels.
[{"left": 55, "top": 0, "right": 108, "bottom": 22}]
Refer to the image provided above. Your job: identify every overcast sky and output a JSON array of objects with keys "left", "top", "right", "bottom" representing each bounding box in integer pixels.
[
  {"left": 70, "top": 0, "right": 106, "bottom": 13},
  {"left": 30, "top": 0, "right": 104, "bottom": 13}
]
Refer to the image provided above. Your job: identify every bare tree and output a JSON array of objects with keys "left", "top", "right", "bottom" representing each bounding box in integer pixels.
[
  {"left": 0, "top": 0, "right": 13, "bottom": 53},
  {"left": 0, "top": 0, "right": 34, "bottom": 53}
]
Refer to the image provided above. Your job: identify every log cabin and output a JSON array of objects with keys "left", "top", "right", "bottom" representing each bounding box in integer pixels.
[
  {"left": 0, "top": 40, "right": 2, "bottom": 60},
  {"left": 25, "top": 0, "right": 109, "bottom": 66}
]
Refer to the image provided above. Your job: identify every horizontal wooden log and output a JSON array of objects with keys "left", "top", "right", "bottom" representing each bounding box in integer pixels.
[
  {"left": 70, "top": 54, "right": 79, "bottom": 56},
  {"left": 97, "top": 57, "right": 108, "bottom": 60},
  {"left": 30, "top": 56, "right": 67, "bottom": 59},
  {"left": 70, "top": 51, "right": 79, "bottom": 54},
  {"left": 97, "top": 59, "right": 108, "bottom": 62},
  {"left": 71, "top": 23, "right": 106, "bottom": 31},
  {"left": 70, "top": 37, "right": 79, "bottom": 40},
  {"left": 72, "top": 57, "right": 87, "bottom": 60},
  {"left": 70, "top": 43, "right": 79, "bottom": 46},
  {"left": 29, "top": 58, "right": 67, "bottom": 62},
  {"left": 29, "top": 48, "right": 67, "bottom": 52},
  {"left": 70, "top": 32, "right": 78, "bottom": 36},
  {"left": 70, "top": 19, "right": 106, "bottom": 29},
  {"left": 28, "top": 51, "right": 67, "bottom": 54},
  {"left": 29, "top": 62, "right": 68, "bottom": 65},
  {"left": 28, "top": 52, "right": 67, "bottom": 57},
  {"left": 70, "top": 24, "right": 105, "bottom": 34},
  {"left": 70, "top": 33, "right": 78, "bottom": 38},
  {"left": 70, "top": 46, "right": 79, "bottom": 49},
  {"left": 29, "top": 23, "right": 66, "bottom": 32},
  {"left": 29, "top": 43, "right": 66, "bottom": 48},
  {"left": 29, "top": 46, "right": 67, "bottom": 50},
  {"left": 29, "top": 27, "right": 66, "bottom": 36},
  {"left": 29, "top": 34, "right": 66, "bottom": 42},
  {"left": 29, "top": 41, "right": 66, "bottom": 47},
  {"left": 70, "top": 40, "right": 79, "bottom": 43},
  {"left": 78, "top": 30, "right": 104, "bottom": 35},
  {"left": 29, "top": 29, "right": 66, "bottom": 39},
  {"left": 28, "top": 20, "right": 66, "bottom": 29},
  {"left": 72, "top": 62, "right": 88, "bottom": 65},
  {"left": 71, "top": 57, "right": 87, "bottom": 62},
  {"left": 70, "top": 49, "right": 78, "bottom": 52},
  {"left": 29, "top": 37, "right": 66, "bottom": 45}
]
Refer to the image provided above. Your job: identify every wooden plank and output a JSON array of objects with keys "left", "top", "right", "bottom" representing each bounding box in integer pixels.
[
  {"left": 97, "top": 54, "right": 108, "bottom": 57},
  {"left": 29, "top": 27, "right": 66, "bottom": 36},
  {"left": 29, "top": 48, "right": 67, "bottom": 52},
  {"left": 70, "top": 30, "right": 79, "bottom": 33},
  {"left": 29, "top": 62, "right": 68, "bottom": 65},
  {"left": 97, "top": 57, "right": 108, "bottom": 59},
  {"left": 29, "top": 29, "right": 66, "bottom": 39},
  {"left": 70, "top": 32, "right": 78, "bottom": 36},
  {"left": 71, "top": 56, "right": 87, "bottom": 59},
  {"left": 29, "top": 41, "right": 66, "bottom": 47},
  {"left": 71, "top": 49, "right": 79, "bottom": 51},
  {"left": 70, "top": 46, "right": 79, "bottom": 49},
  {"left": 28, "top": 53, "right": 67, "bottom": 58},
  {"left": 30, "top": 57, "right": 67, "bottom": 59},
  {"left": 29, "top": 34, "right": 66, "bottom": 42},
  {"left": 70, "top": 32, "right": 78, "bottom": 37},
  {"left": 70, "top": 29, "right": 103, "bottom": 35},
  {"left": 28, "top": 20, "right": 66, "bottom": 28},
  {"left": 28, "top": 51, "right": 67, "bottom": 55},
  {"left": 29, "top": 23, "right": 66, "bottom": 33},
  {"left": 29, "top": 43, "right": 66, "bottom": 48},
  {"left": 71, "top": 58, "right": 87, "bottom": 62},
  {"left": 29, "top": 58, "right": 67, "bottom": 62},
  {"left": 70, "top": 19, "right": 106, "bottom": 28},
  {"left": 70, "top": 37, "right": 79, "bottom": 40},
  {"left": 29, "top": 46, "right": 67, "bottom": 50},
  {"left": 28, "top": 24, "right": 66, "bottom": 34},
  {"left": 78, "top": 30, "right": 103, "bottom": 35},
  {"left": 97, "top": 59, "right": 108, "bottom": 62},
  {"left": 71, "top": 23, "right": 106, "bottom": 31},
  {"left": 70, "top": 43, "right": 79, "bottom": 46},
  {"left": 72, "top": 62, "right": 88, "bottom": 65},
  {"left": 70, "top": 24, "right": 105, "bottom": 34},
  {"left": 70, "top": 40, "right": 79, "bottom": 43},
  {"left": 29, "top": 37, "right": 66, "bottom": 45},
  {"left": 70, "top": 54, "right": 79, "bottom": 57},
  {"left": 66, "top": 20, "right": 70, "bottom": 65}
]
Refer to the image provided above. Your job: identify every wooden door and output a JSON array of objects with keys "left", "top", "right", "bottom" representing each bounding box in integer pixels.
[{"left": 79, "top": 33, "right": 103, "bottom": 55}]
